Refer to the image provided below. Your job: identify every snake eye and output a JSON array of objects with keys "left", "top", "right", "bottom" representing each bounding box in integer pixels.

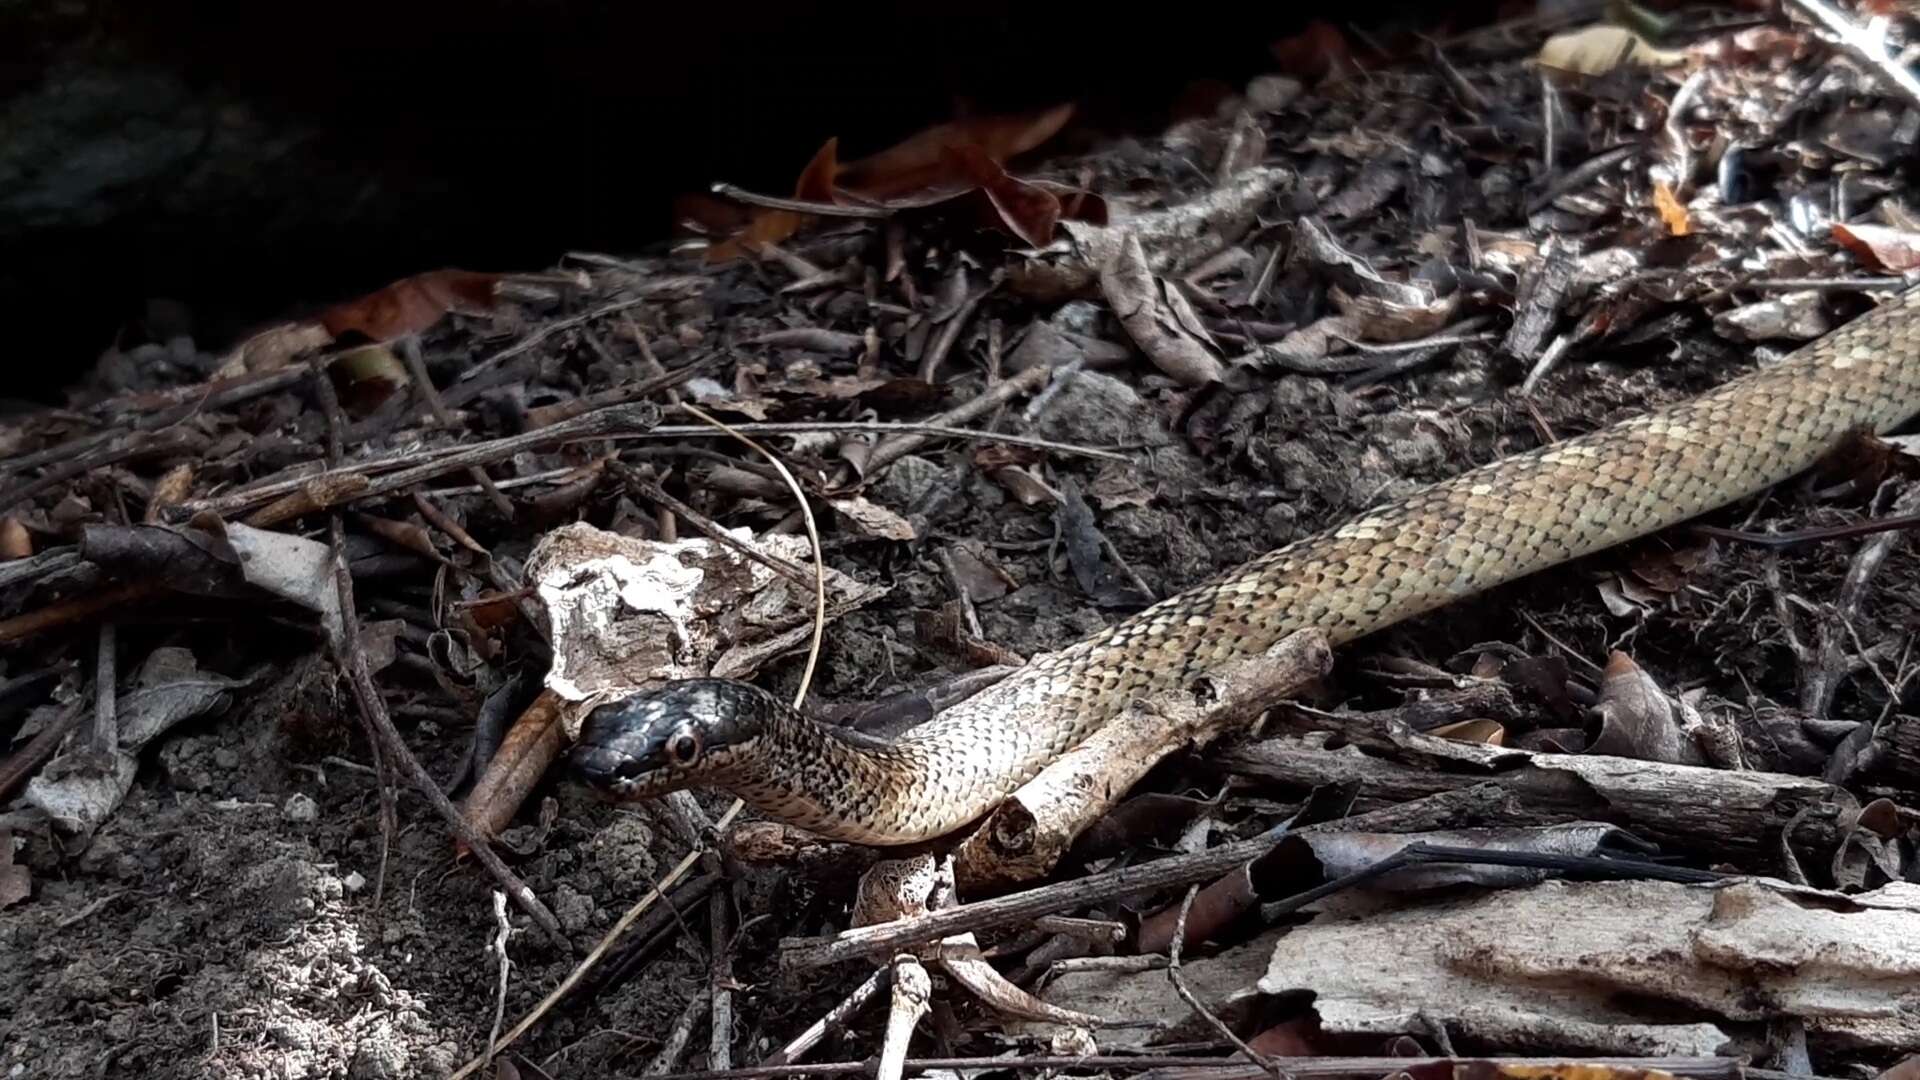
[{"left": 669, "top": 732, "right": 701, "bottom": 765}]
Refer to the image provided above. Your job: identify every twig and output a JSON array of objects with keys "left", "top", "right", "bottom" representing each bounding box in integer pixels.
[
  {"left": 308, "top": 360, "right": 563, "bottom": 943},
  {"left": 488, "top": 890, "right": 513, "bottom": 1058},
  {"left": 1803, "top": 483, "right": 1920, "bottom": 717},
  {"left": 0, "top": 698, "right": 84, "bottom": 803},
  {"left": 608, "top": 462, "right": 813, "bottom": 587},
  {"left": 647, "top": 993, "right": 714, "bottom": 1076},
  {"left": 0, "top": 582, "right": 165, "bottom": 647},
  {"left": 710, "top": 182, "right": 892, "bottom": 219},
  {"left": 308, "top": 357, "right": 398, "bottom": 904},
  {"left": 91, "top": 622, "right": 117, "bottom": 755},
  {"left": 1525, "top": 142, "right": 1643, "bottom": 214},
  {"left": 761, "top": 969, "right": 888, "bottom": 1067},
  {"left": 876, "top": 954, "right": 932, "bottom": 1080},
  {"left": 1168, "top": 884, "right": 1282, "bottom": 1076},
  {"left": 0, "top": 429, "right": 204, "bottom": 516},
  {"left": 1787, "top": 0, "right": 1920, "bottom": 112},
  {"left": 647, "top": 1055, "right": 1747, "bottom": 1080},
  {"left": 860, "top": 364, "right": 1056, "bottom": 480},
  {"left": 398, "top": 337, "right": 514, "bottom": 518},
  {"left": 780, "top": 825, "right": 1294, "bottom": 970},
  {"left": 709, "top": 880, "right": 734, "bottom": 1070},
  {"left": 456, "top": 285, "right": 705, "bottom": 384},
  {"left": 0, "top": 366, "right": 307, "bottom": 479},
  {"left": 179, "top": 402, "right": 663, "bottom": 521}
]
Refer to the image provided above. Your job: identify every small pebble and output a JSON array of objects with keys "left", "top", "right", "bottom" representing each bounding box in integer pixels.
[{"left": 283, "top": 793, "right": 319, "bottom": 823}]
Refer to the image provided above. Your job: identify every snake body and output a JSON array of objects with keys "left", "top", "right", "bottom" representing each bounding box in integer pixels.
[{"left": 571, "top": 288, "right": 1920, "bottom": 844}]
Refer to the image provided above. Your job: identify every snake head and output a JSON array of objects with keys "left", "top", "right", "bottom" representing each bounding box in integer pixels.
[{"left": 569, "top": 679, "right": 768, "bottom": 800}]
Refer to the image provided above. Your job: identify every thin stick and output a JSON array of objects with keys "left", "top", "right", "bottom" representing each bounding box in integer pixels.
[
  {"left": 307, "top": 360, "right": 562, "bottom": 942},
  {"left": 609, "top": 463, "right": 813, "bottom": 587},
  {"left": 0, "top": 582, "right": 163, "bottom": 646},
  {"left": 648, "top": 1055, "right": 1746, "bottom": 1080},
  {"left": 781, "top": 825, "right": 1294, "bottom": 970},
  {"left": 1787, "top": 0, "right": 1920, "bottom": 112},
  {"left": 861, "top": 364, "right": 1054, "bottom": 479},
  {"left": 91, "top": 622, "right": 118, "bottom": 755},
  {"left": 398, "top": 337, "right": 514, "bottom": 518},
  {"left": 762, "top": 969, "right": 888, "bottom": 1067},
  {"left": 1168, "top": 884, "right": 1279, "bottom": 1075},
  {"left": 710, "top": 182, "right": 892, "bottom": 219}
]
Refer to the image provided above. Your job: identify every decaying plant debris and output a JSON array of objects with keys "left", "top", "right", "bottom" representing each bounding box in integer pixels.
[{"left": 5, "top": 2, "right": 1920, "bottom": 1078}]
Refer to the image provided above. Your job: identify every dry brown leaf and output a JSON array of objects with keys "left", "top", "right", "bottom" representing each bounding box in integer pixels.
[
  {"left": 218, "top": 319, "right": 334, "bottom": 375},
  {"left": 1268, "top": 19, "right": 1353, "bottom": 82},
  {"left": 1834, "top": 221, "right": 1920, "bottom": 272},
  {"left": 319, "top": 268, "right": 502, "bottom": 343},
  {"left": 837, "top": 104, "right": 1074, "bottom": 199},
  {"left": 830, "top": 496, "right": 917, "bottom": 541},
  {"left": 1100, "top": 232, "right": 1224, "bottom": 387}
]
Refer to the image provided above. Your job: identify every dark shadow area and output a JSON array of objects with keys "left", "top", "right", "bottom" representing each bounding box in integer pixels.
[{"left": 1, "top": 0, "right": 1457, "bottom": 393}]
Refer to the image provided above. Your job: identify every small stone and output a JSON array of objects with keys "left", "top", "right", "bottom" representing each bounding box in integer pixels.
[
  {"left": 211, "top": 747, "right": 240, "bottom": 769},
  {"left": 282, "top": 793, "right": 319, "bottom": 823},
  {"left": 342, "top": 871, "right": 367, "bottom": 894}
]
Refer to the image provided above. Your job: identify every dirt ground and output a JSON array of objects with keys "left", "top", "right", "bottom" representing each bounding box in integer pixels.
[{"left": 6, "top": 6, "right": 1920, "bottom": 1079}]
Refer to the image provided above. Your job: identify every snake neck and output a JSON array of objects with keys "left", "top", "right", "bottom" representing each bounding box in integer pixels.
[{"left": 722, "top": 699, "right": 934, "bottom": 844}]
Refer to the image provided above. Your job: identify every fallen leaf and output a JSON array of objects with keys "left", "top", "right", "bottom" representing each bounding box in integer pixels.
[
  {"left": 1652, "top": 180, "right": 1691, "bottom": 236},
  {"left": 328, "top": 342, "right": 411, "bottom": 415},
  {"left": 319, "top": 268, "right": 502, "bottom": 343},
  {"left": 943, "top": 143, "right": 1060, "bottom": 246},
  {"left": 837, "top": 104, "right": 1074, "bottom": 200},
  {"left": 1101, "top": 232, "right": 1224, "bottom": 387},
  {"left": 1588, "top": 651, "right": 1704, "bottom": 766},
  {"left": 1269, "top": 20, "right": 1353, "bottom": 82},
  {"left": 1537, "top": 24, "right": 1687, "bottom": 75},
  {"left": 830, "top": 496, "right": 917, "bottom": 541},
  {"left": 1834, "top": 221, "right": 1920, "bottom": 272}
]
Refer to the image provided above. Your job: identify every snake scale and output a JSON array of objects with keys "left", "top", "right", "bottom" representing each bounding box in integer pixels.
[{"left": 571, "top": 287, "right": 1920, "bottom": 845}]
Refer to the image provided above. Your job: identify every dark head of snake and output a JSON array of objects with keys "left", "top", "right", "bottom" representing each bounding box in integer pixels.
[
  {"left": 570, "top": 680, "right": 772, "bottom": 802},
  {"left": 570, "top": 678, "right": 927, "bottom": 841}
]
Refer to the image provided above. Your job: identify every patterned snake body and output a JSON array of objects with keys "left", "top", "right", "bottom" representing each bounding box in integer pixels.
[{"left": 571, "top": 288, "right": 1920, "bottom": 844}]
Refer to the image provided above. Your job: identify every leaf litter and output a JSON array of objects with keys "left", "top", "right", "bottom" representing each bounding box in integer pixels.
[{"left": 4, "top": 3, "right": 1920, "bottom": 1078}]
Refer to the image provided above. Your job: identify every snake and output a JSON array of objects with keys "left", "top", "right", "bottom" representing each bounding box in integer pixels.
[{"left": 569, "top": 286, "right": 1920, "bottom": 845}]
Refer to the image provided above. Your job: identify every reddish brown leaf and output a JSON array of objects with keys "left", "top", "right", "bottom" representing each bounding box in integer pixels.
[
  {"left": 794, "top": 136, "right": 841, "bottom": 203},
  {"left": 1834, "top": 221, "right": 1920, "bottom": 272},
  {"left": 944, "top": 143, "right": 1060, "bottom": 246},
  {"left": 837, "top": 103, "right": 1074, "bottom": 199},
  {"left": 319, "top": 269, "right": 503, "bottom": 343},
  {"left": 1269, "top": 20, "right": 1352, "bottom": 81}
]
